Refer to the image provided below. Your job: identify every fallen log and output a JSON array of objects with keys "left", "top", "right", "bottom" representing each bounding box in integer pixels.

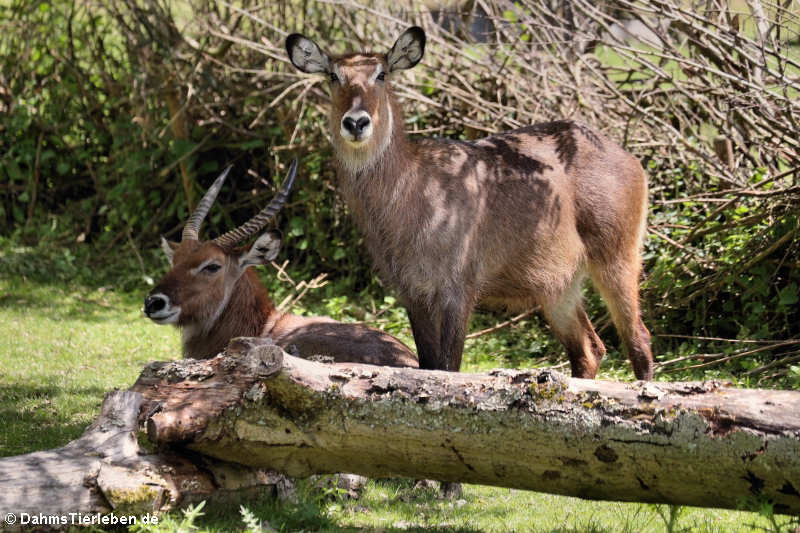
[
  {"left": 0, "top": 388, "right": 290, "bottom": 531},
  {"left": 1, "top": 336, "right": 799, "bottom": 528},
  {"left": 136, "top": 337, "right": 800, "bottom": 515}
]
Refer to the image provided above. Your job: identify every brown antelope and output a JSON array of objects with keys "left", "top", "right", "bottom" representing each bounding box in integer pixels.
[
  {"left": 286, "top": 27, "right": 654, "bottom": 380},
  {"left": 143, "top": 161, "right": 417, "bottom": 368}
]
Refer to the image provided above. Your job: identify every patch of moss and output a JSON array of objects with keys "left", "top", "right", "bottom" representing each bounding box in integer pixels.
[{"left": 104, "top": 485, "right": 161, "bottom": 516}]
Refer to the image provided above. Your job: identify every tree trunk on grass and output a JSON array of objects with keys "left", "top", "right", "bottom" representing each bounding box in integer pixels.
[
  {"left": 1, "top": 336, "right": 799, "bottom": 529},
  {"left": 0, "top": 388, "right": 287, "bottom": 531}
]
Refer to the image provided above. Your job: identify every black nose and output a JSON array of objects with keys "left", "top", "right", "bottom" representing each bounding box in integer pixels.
[
  {"left": 342, "top": 115, "right": 371, "bottom": 136},
  {"left": 144, "top": 294, "right": 167, "bottom": 315}
]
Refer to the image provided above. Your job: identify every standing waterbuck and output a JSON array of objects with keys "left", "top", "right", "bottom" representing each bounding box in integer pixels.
[
  {"left": 144, "top": 161, "right": 417, "bottom": 368},
  {"left": 286, "top": 27, "right": 653, "bottom": 380}
]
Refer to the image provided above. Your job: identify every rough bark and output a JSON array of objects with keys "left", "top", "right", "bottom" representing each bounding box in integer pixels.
[
  {"left": 0, "top": 389, "right": 284, "bottom": 532},
  {"left": 134, "top": 337, "right": 800, "bottom": 515},
  {"left": 2, "top": 336, "right": 799, "bottom": 527}
]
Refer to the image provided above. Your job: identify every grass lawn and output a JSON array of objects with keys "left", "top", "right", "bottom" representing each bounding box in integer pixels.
[{"left": 0, "top": 242, "right": 798, "bottom": 532}]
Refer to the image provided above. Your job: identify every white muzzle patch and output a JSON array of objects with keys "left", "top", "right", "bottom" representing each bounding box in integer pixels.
[
  {"left": 144, "top": 292, "right": 181, "bottom": 325},
  {"left": 147, "top": 308, "right": 181, "bottom": 325}
]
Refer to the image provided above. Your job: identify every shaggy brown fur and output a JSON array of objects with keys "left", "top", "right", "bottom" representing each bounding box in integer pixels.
[{"left": 287, "top": 28, "right": 653, "bottom": 379}]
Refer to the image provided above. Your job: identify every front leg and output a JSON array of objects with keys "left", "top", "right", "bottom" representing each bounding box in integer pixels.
[
  {"left": 439, "top": 294, "right": 473, "bottom": 371},
  {"left": 406, "top": 299, "right": 442, "bottom": 370},
  {"left": 407, "top": 291, "right": 473, "bottom": 371},
  {"left": 407, "top": 294, "right": 470, "bottom": 501}
]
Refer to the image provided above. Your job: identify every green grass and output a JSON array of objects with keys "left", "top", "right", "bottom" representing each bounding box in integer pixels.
[
  {"left": 0, "top": 275, "right": 178, "bottom": 456},
  {"left": 133, "top": 479, "right": 799, "bottom": 532},
  {"left": 1, "top": 241, "right": 798, "bottom": 532}
]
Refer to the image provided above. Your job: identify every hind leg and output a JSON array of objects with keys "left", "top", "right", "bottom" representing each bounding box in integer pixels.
[
  {"left": 589, "top": 260, "right": 653, "bottom": 380},
  {"left": 541, "top": 275, "right": 606, "bottom": 379}
]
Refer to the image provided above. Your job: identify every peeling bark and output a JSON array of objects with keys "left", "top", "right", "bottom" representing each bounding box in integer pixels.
[{"left": 135, "top": 337, "right": 800, "bottom": 515}]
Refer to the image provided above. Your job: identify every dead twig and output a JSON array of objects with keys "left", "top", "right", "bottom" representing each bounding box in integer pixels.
[
  {"left": 665, "top": 339, "right": 800, "bottom": 373},
  {"left": 466, "top": 308, "right": 540, "bottom": 340}
]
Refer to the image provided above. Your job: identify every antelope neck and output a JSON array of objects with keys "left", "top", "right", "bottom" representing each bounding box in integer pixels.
[{"left": 182, "top": 270, "right": 275, "bottom": 358}]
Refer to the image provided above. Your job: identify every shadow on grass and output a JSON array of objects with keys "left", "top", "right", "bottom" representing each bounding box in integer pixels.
[
  {"left": 0, "top": 279, "right": 143, "bottom": 325},
  {"left": 0, "top": 240, "right": 159, "bottom": 297},
  {"left": 196, "top": 494, "right": 495, "bottom": 533},
  {"left": 191, "top": 495, "right": 355, "bottom": 533},
  {"left": 0, "top": 383, "right": 107, "bottom": 457}
]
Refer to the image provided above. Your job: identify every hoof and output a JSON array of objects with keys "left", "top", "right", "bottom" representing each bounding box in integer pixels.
[{"left": 439, "top": 481, "right": 463, "bottom": 499}]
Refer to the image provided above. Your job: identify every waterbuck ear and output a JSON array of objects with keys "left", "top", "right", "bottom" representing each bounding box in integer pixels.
[
  {"left": 386, "top": 26, "right": 426, "bottom": 72},
  {"left": 240, "top": 230, "right": 281, "bottom": 268},
  {"left": 286, "top": 33, "right": 330, "bottom": 74},
  {"left": 160, "top": 236, "right": 179, "bottom": 266}
]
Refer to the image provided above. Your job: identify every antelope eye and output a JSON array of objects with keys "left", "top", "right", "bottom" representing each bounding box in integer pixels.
[
  {"left": 329, "top": 72, "right": 339, "bottom": 84},
  {"left": 376, "top": 71, "right": 386, "bottom": 82},
  {"left": 201, "top": 263, "right": 222, "bottom": 274}
]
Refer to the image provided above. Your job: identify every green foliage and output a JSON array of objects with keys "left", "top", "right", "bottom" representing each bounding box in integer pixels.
[
  {"left": 643, "top": 161, "right": 800, "bottom": 385},
  {"left": 239, "top": 505, "right": 271, "bottom": 533},
  {"left": 0, "top": 0, "right": 387, "bottom": 293},
  {"left": 1, "top": 0, "right": 175, "bottom": 247}
]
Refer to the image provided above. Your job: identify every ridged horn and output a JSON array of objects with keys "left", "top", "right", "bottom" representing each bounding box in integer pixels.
[
  {"left": 182, "top": 165, "right": 233, "bottom": 242},
  {"left": 213, "top": 158, "right": 297, "bottom": 249}
]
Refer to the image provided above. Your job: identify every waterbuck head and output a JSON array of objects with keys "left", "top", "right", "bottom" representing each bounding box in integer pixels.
[
  {"left": 286, "top": 27, "right": 425, "bottom": 172},
  {"left": 144, "top": 161, "right": 296, "bottom": 342}
]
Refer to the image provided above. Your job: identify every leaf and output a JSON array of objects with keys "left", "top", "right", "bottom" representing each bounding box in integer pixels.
[
  {"left": 237, "top": 139, "right": 264, "bottom": 150},
  {"left": 12, "top": 204, "right": 24, "bottom": 222},
  {"left": 6, "top": 160, "right": 23, "bottom": 182},
  {"left": 170, "top": 139, "right": 196, "bottom": 159},
  {"left": 778, "top": 284, "right": 798, "bottom": 306},
  {"left": 289, "top": 217, "right": 305, "bottom": 237},
  {"left": 56, "top": 161, "right": 71, "bottom": 175}
]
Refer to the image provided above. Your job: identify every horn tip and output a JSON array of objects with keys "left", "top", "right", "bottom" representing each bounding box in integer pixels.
[{"left": 284, "top": 158, "right": 298, "bottom": 190}]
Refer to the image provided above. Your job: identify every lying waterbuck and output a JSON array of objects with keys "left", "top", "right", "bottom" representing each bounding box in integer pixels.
[
  {"left": 286, "top": 27, "right": 654, "bottom": 380},
  {"left": 143, "top": 162, "right": 417, "bottom": 368}
]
